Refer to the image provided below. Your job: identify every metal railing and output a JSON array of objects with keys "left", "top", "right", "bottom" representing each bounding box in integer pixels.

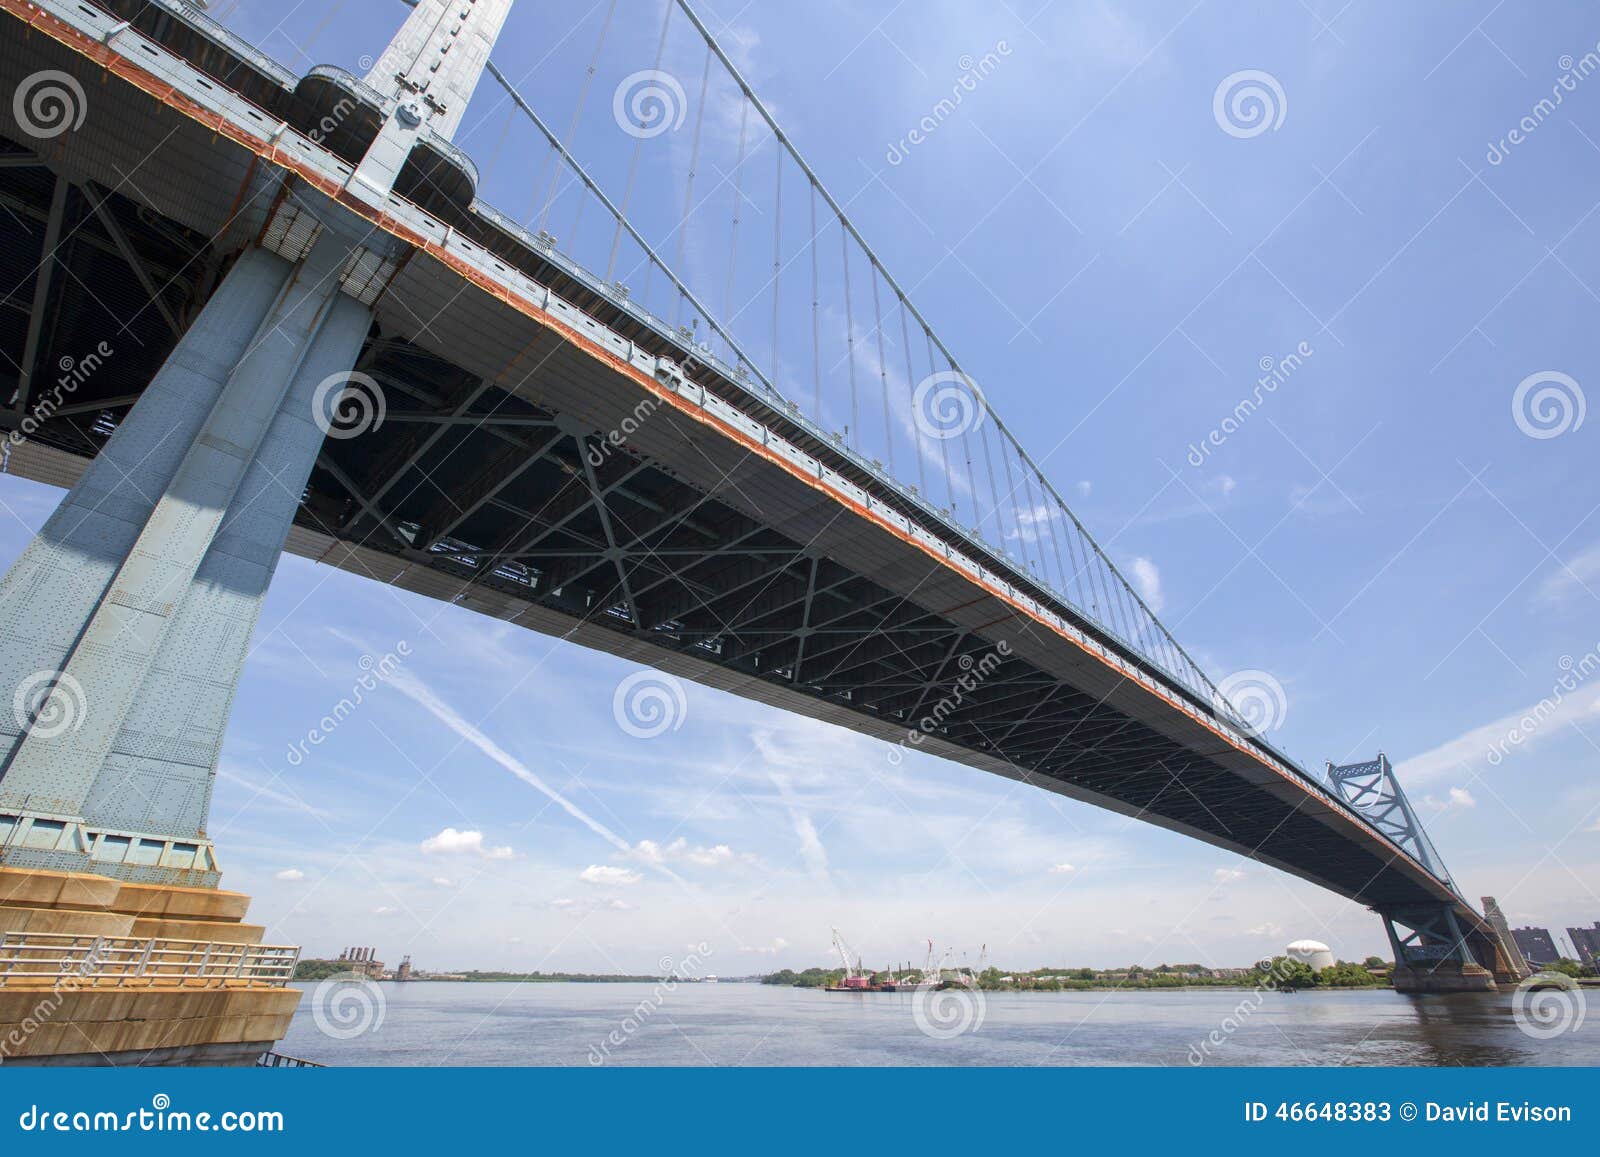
[
  {"left": 0, "top": 933, "right": 300, "bottom": 987},
  {"left": 258, "top": 1050, "right": 325, "bottom": 1068}
]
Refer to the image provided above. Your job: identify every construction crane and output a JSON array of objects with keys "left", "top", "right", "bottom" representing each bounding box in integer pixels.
[{"left": 830, "top": 928, "right": 871, "bottom": 989}]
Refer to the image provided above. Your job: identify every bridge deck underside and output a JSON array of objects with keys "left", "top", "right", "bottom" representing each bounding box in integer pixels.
[
  {"left": 0, "top": 2, "right": 1471, "bottom": 930},
  {"left": 0, "top": 141, "right": 1444, "bottom": 915}
]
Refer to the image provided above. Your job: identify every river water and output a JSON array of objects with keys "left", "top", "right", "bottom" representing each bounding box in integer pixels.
[{"left": 275, "top": 981, "right": 1597, "bottom": 1066}]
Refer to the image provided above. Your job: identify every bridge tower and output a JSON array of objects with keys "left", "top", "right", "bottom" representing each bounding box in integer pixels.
[
  {"left": 1327, "top": 755, "right": 1523, "bottom": 991},
  {"left": 0, "top": 0, "right": 511, "bottom": 886},
  {"left": 0, "top": 0, "right": 511, "bottom": 1064}
]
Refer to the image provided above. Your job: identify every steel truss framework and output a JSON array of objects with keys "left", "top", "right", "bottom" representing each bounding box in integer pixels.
[{"left": 0, "top": 128, "right": 1463, "bottom": 916}]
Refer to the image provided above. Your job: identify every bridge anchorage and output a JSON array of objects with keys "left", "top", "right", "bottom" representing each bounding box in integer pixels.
[{"left": 0, "top": 0, "right": 1525, "bottom": 1060}]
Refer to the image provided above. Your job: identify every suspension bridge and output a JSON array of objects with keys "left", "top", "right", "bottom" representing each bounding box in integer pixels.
[{"left": 0, "top": 0, "right": 1526, "bottom": 1064}]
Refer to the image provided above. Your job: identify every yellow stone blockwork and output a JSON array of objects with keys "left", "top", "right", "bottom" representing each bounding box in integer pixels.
[{"left": 0, "top": 867, "right": 301, "bottom": 1063}]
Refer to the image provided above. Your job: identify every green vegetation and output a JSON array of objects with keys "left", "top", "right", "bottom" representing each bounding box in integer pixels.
[
  {"left": 294, "top": 958, "right": 354, "bottom": 981},
  {"left": 1246, "top": 956, "right": 1385, "bottom": 991},
  {"left": 1542, "top": 958, "right": 1593, "bottom": 979},
  {"left": 764, "top": 958, "right": 1391, "bottom": 991},
  {"left": 762, "top": 968, "right": 845, "bottom": 988}
]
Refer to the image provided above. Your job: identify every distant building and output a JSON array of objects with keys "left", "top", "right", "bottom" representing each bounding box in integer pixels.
[
  {"left": 1482, "top": 896, "right": 1529, "bottom": 975},
  {"left": 1511, "top": 927, "right": 1558, "bottom": 968},
  {"left": 395, "top": 955, "right": 413, "bottom": 982},
  {"left": 1286, "top": 939, "right": 1335, "bottom": 971},
  {"left": 336, "top": 946, "right": 386, "bottom": 980},
  {"left": 1567, "top": 923, "right": 1600, "bottom": 965}
]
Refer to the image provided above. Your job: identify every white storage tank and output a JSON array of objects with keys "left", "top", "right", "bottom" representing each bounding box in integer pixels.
[{"left": 1286, "top": 939, "right": 1335, "bottom": 970}]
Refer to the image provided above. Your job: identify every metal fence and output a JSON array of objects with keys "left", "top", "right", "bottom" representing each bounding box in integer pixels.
[{"left": 0, "top": 932, "right": 300, "bottom": 987}]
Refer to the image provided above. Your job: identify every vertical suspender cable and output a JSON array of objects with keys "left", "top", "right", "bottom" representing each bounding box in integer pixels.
[
  {"left": 771, "top": 143, "right": 783, "bottom": 387},
  {"left": 609, "top": 1, "right": 674, "bottom": 280},
  {"left": 870, "top": 269, "right": 894, "bottom": 474},
  {"left": 842, "top": 224, "right": 858, "bottom": 447},
  {"left": 672, "top": 46, "right": 713, "bottom": 329},
  {"left": 978, "top": 419, "right": 1002, "bottom": 548},
  {"left": 724, "top": 100, "right": 751, "bottom": 359},
  {"left": 898, "top": 296, "right": 926, "bottom": 499},
  {"left": 924, "top": 329, "right": 952, "bottom": 514},
  {"left": 541, "top": 0, "right": 616, "bottom": 232},
  {"left": 809, "top": 185, "right": 821, "bottom": 418}
]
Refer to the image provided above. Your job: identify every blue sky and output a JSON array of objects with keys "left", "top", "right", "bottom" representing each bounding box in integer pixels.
[{"left": 4, "top": 0, "right": 1600, "bottom": 972}]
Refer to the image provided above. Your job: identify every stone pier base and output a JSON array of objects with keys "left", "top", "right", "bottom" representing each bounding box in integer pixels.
[
  {"left": 0, "top": 867, "right": 300, "bottom": 1065},
  {"left": 1390, "top": 960, "right": 1498, "bottom": 994}
]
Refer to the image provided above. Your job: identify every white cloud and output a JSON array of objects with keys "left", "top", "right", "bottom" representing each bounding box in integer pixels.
[
  {"left": 431, "top": 876, "right": 456, "bottom": 887},
  {"left": 1447, "top": 786, "right": 1476, "bottom": 809},
  {"left": 1247, "top": 922, "right": 1284, "bottom": 938},
  {"left": 274, "top": 868, "right": 304, "bottom": 881},
  {"left": 771, "top": 772, "right": 830, "bottom": 883},
  {"left": 373, "top": 906, "right": 399, "bottom": 916},
  {"left": 388, "top": 668, "right": 684, "bottom": 884},
  {"left": 1213, "top": 867, "right": 1245, "bottom": 885},
  {"left": 421, "top": 827, "right": 513, "bottom": 860},
  {"left": 580, "top": 864, "right": 642, "bottom": 887},
  {"left": 1048, "top": 863, "right": 1076, "bottom": 874},
  {"left": 740, "top": 938, "right": 789, "bottom": 955},
  {"left": 1130, "top": 557, "right": 1164, "bottom": 612},
  {"left": 631, "top": 838, "right": 751, "bottom": 868},
  {"left": 218, "top": 765, "right": 331, "bottom": 819},
  {"left": 1536, "top": 541, "right": 1600, "bottom": 607},
  {"left": 1076, "top": 480, "right": 1092, "bottom": 497},
  {"left": 1396, "top": 688, "right": 1600, "bottom": 785},
  {"left": 1215, "top": 474, "right": 1237, "bottom": 497}
]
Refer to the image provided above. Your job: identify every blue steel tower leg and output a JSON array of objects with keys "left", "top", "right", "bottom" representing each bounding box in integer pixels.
[{"left": 0, "top": 0, "right": 513, "bottom": 887}]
